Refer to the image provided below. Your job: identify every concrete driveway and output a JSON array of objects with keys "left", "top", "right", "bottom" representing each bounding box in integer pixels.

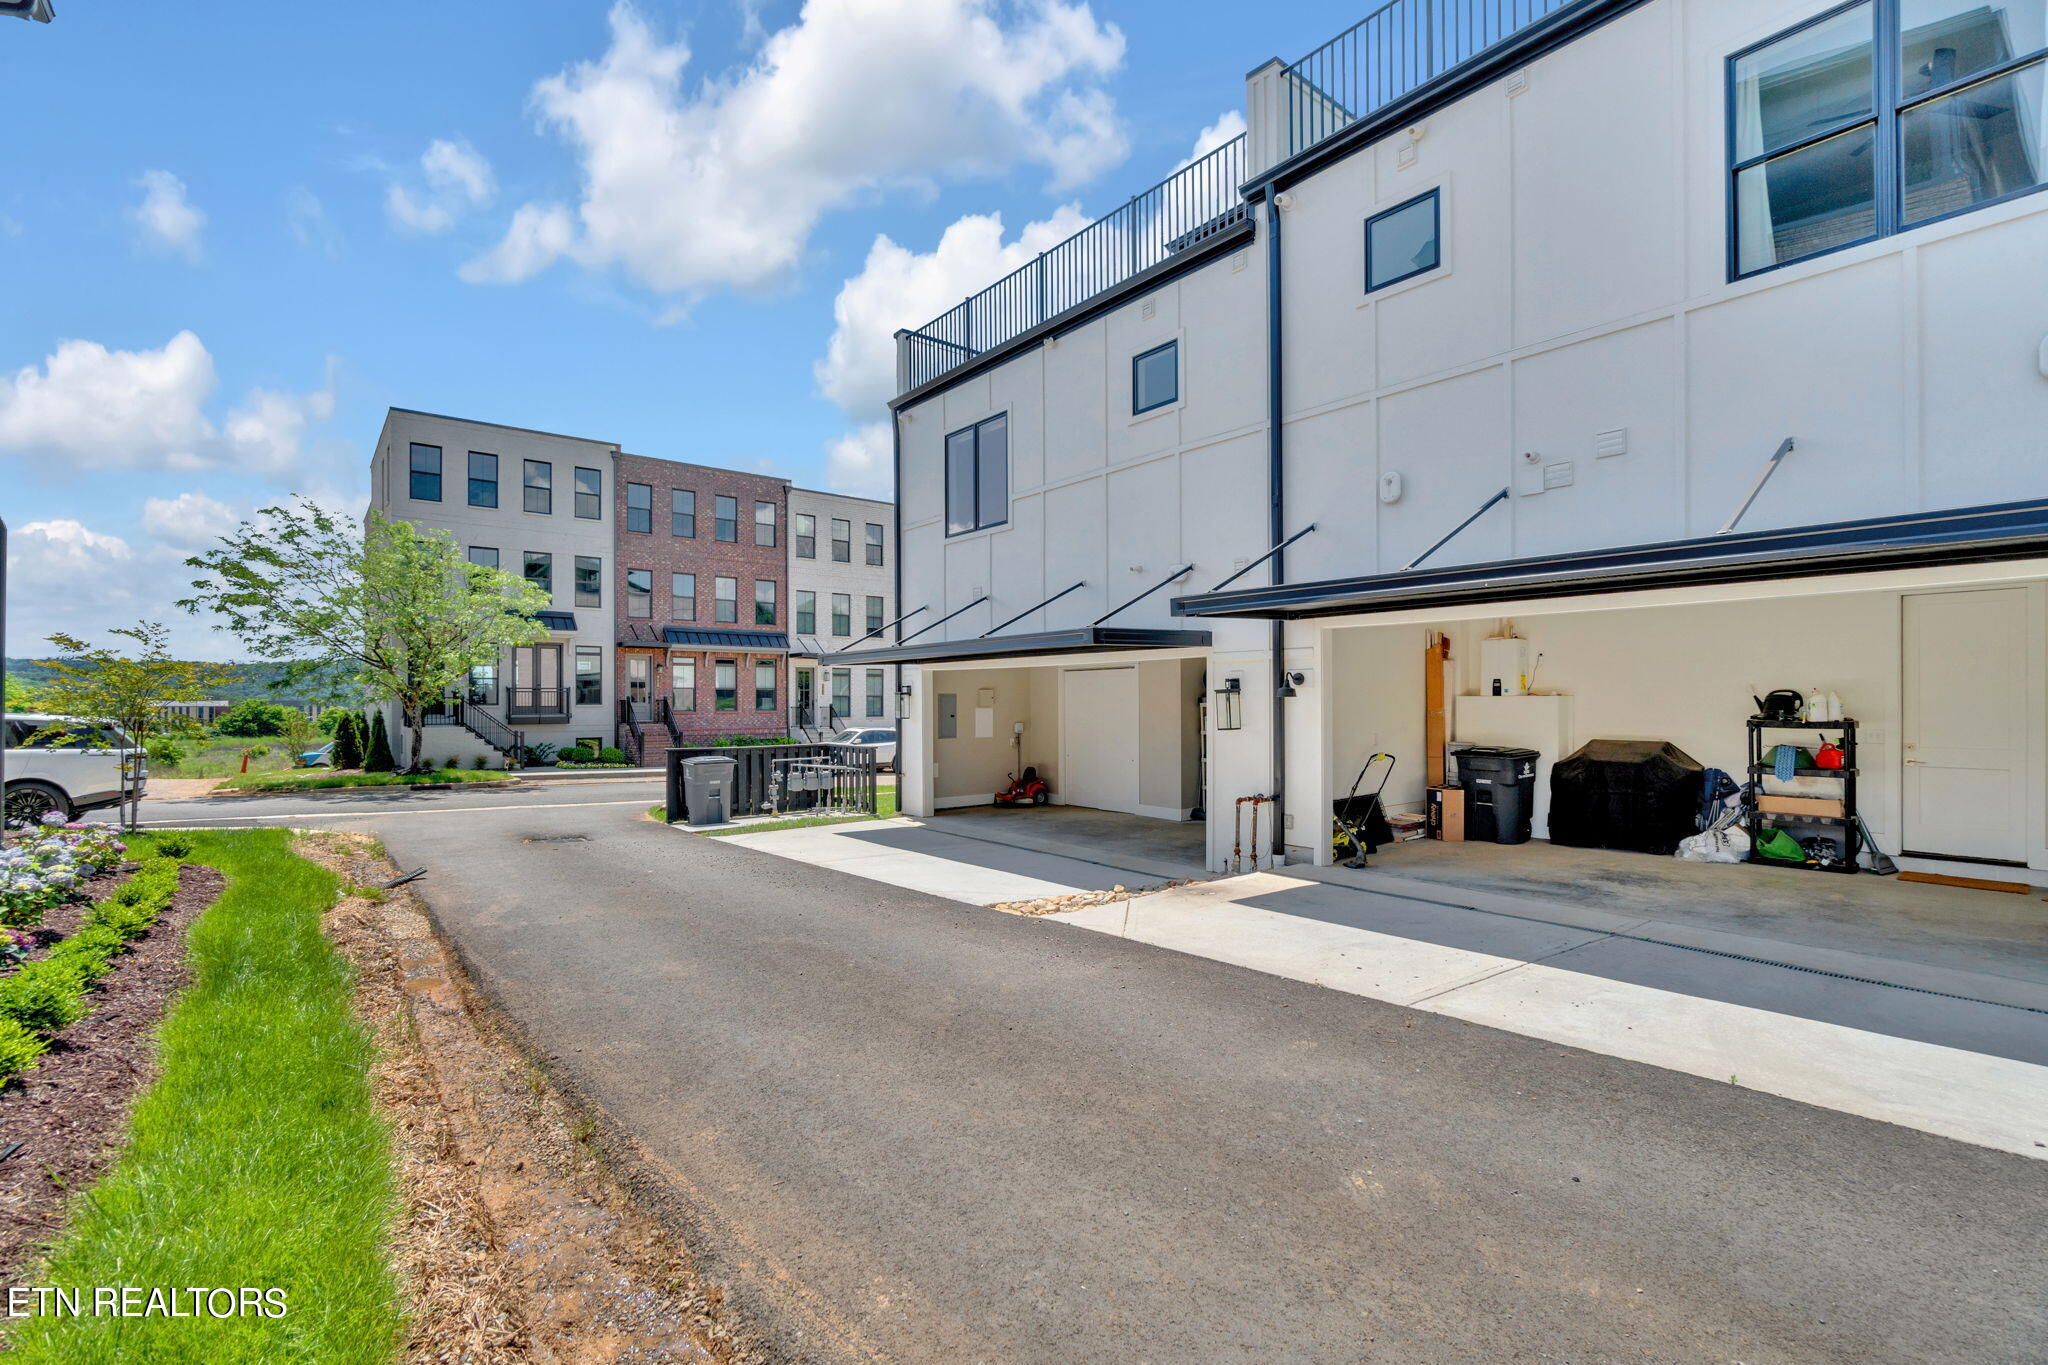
[{"left": 373, "top": 799, "right": 2048, "bottom": 1364}]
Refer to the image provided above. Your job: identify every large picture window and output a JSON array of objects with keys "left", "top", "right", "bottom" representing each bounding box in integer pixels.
[
  {"left": 944, "top": 413, "right": 1008, "bottom": 536},
  {"left": 1731, "top": 1, "right": 2047, "bottom": 278},
  {"left": 1364, "top": 189, "right": 1441, "bottom": 292}
]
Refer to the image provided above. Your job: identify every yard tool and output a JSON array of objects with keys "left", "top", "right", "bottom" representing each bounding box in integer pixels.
[
  {"left": 1855, "top": 814, "right": 1899, "bottom": 876},
  {"left": 1332, "top": 753, "right": 1396, "bottom": 868}
]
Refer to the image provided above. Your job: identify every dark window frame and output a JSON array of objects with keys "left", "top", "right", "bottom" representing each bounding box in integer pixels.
[
  {"left": 830, "top": 592, "right": 852, "bottom": 637},
  {"left": 1363, "top": 188, "right": 1442, "bottom": 293},
  {"left": 714, "top": 658, "right": 738, "bottom": 712},
  {"left": 467, "top": 451, "right": 498, "bottom": 508},
  {"left": 523, "top": 459, "right": 553, "bottom": 515},
  {"left": 1131, "top": 339, "right": 1180, "bottom": 414},
  {"left": 865, "top": 669, "right": 886, "bottom": 719},
  {"left": 795, "top": 589, "right": 816, "bottom": 634},
  {"left": 714, "top": 575, "right": 738, "bottom": 624},
  {"left": 864, "top": 522, "right": 885, "bottom": 566},
  {"left": 625, "top": 568, "right": 653, "bottom": 619},
  {"left": 409, "top": 443, "right": 443, "bottom": 502},
  {"left": 574, "top": 554, "right": 603, "bottom": 607},
  {"left": 575, "top": 466, "right": 604, "bottom": 520},
  {"left": 671, "top": 572, "right": 696, "bottom": 622},
  {"left": 755, "top": 660, "right": 778, "bottom": 712},
  {"left": 574, "top": 646, "right": 604, "bottom": 707},
  {"left": 754, "top": 579, "right": 777, "bottom": 626},
  {"left": 714, "top": 495, "right": 739, "bottom": 543},
  {"left": 523, "top": 550, "right": 553, "bottom": 599},
  {"left": 794, "top": 513, "right": 816, "bottom": 559},
  {"left": 830, "top": 517, "right": 852, "bottom": 563},
  {"left": 671, "top": 489, "right": 697, "bottom": 538},
  {"left": 672, "top": 655, "right": 697, "bottom": 712},
  {"left": 943, "top": 412, "right": 1009, "bottom": 537},
  {"left": 865, "top": 595, "right": 885, "bottom": 634},
  {"left": 467, "top": 545, "right": 499, "bottom": 569},
  {"left": 625, "top": 481, "right": 653, "bottom": 533},
  {"left": 754, "top": 499, "right": 777, "bottom": 548}
]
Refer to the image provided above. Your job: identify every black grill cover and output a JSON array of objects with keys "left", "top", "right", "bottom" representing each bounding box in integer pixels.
[{"left": 1548, "top": 740, "right": 1704, "bottom": 854}]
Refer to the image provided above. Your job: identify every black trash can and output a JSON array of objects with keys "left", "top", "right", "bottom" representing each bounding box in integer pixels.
[{"left": 1456, "top": 745, "right": 1540, "bottom": 844}]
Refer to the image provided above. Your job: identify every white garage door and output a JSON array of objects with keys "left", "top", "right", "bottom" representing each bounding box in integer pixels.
[{"left": 1060, "top": 667, "right": 1140, "bottom": 815}]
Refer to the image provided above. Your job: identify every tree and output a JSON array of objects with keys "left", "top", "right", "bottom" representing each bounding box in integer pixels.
[
  {"left": 364, "top": 712, "right": 396, "bottom": 773},
  {"left": 329, "top": 711, "right": 364, "bottom": 769},
  {"left": 179, "top": 502, "right": 551, "bottom": 772},
  {"left": 26, "top": 623, "right": 235, "bottom": 828},
  {"left": 215, "top": 698, "right": 295, "bottom": 737},
  {"left": 3, "top": 675, "right": 43, "bottom": 711}
]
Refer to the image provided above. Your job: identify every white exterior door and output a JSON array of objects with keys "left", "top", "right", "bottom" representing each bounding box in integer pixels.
[
  {"left": 1903, "top": 588, "right": 2029, "bottom": 863},
  {"left": 1060, "top": 667, "right": 1140, "bottom": 814}
]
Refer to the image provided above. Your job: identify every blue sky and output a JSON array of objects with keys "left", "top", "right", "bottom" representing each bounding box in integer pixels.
[{"left": 1, "top": 0, "right": 1361, "bottom": 656}]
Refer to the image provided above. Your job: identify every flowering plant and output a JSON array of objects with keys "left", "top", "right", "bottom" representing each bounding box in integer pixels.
[
  {"left": 0, "top": 818, "right": 128, "bottom": 928},
  {"left": 0, "top": 927, "right": 31, "bottom": 968}
]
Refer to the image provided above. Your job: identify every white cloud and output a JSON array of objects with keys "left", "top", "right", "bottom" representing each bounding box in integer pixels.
[
  {"left": 141, "top": 491, "right": 241, "bottom": 550},
  {"left": 386, "top": 138, "right": 496, "bottom": 234},
  {"left": 1176, "top": 109, "right": 1246, "bottom": 171},
  {"left": 826, "top": 421, "right": 894, "bottom": 498},
  {"left": 467, "top": 0, "right": 1127, "bottom": 301},
  {"left": 4, "top": 518, "right": 241, "bottom": 660},
  {"left": 128, "top": 170, "right": 206, "bottom": 261},
  {"left": 0, "top": 332, "right": 337, "bottom": 481},
  {"left": 816, "top": 204, "right": 1089, "bottom": 417}
]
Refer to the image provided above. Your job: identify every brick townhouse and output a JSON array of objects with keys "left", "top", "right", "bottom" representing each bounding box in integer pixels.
[{"left": 612, "top": 453, "right": 790, "bottom": 759}]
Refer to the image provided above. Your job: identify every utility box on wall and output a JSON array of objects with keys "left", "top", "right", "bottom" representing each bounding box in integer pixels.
[{"left": 1480, "top": 636, "right": 1529, "bottom": 696}]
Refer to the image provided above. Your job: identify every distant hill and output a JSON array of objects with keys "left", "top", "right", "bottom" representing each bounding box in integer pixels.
[{"left": 4, "top": 657, "right": 365, "bottom": 706}]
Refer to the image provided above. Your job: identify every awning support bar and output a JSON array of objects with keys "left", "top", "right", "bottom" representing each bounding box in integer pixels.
[
  {"left": 1718, "top": 438, "right": 1796, "bottom": 535},
  {"left": 1093, "top": 564, "right": 1195, "bottom": 626},
  {"left": 833, "top": 604, "right": 929, "bottom": 652},
  {"left": 897, "top": 596, "right": 988, "bottom": 647},
  {"left": 1208, "top": 524, "right": 1317, "bottom": 593},
  {"left": 1405, "top": 489, "right": 1508, "bottom": 570},
  {"left": 982, "top": 581, "right": 1086, "bottom": 637}
]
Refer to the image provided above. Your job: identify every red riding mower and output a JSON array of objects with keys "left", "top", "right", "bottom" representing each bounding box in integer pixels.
[{"left": 993, "top": 766, "right": 1050, "bottom": 807}]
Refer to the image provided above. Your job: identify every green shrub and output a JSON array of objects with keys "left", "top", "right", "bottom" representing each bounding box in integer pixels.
[
  {"left": 148, "top": 832, "right": 194, "bottom": 859},
  {"left": 329, "top": 711, "right": 365, "bottom": 769},
  {"left": 598, "top": 746, "right": 627, "bottom": 764},
  {"left": 316, "top": 709, "right": 346, "bottom": 737},
  {"left": 245, "top": 744, "right": 271, "bottom": 759},
  {"left": 0, "top": 960, "right": 92, "bottom": 1032},
  {"left": 215, "top": 700, "right": 297, "bottom": 737},
  {"left": 145, "top": 736, "right": 188, "bottom": 769},
  {"left": 556, "top": 745, "right": 595, "bottom": 763},
  {"left": 0, "top": 1019, "right": 46, "bottom": 1080},
  {"left": 364, "top": 713, "right": 396, "bottom": 772}
]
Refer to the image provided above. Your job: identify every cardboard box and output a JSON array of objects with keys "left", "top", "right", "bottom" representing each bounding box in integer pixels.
[
  {"left": 1427, "top": 786, "right": 1465, "bottom": 842},
  {"left": 1756, "top": 794, "right": 1846, "bottom": 818}
]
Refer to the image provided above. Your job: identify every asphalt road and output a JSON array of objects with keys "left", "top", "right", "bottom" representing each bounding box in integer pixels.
[{"left": 357, "top": 798, "right": 2048, "bottom": 1364}]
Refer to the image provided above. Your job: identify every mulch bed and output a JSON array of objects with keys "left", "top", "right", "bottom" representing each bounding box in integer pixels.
[{"left": 0, "top": 862, "right": 225, "bottom": 1279}]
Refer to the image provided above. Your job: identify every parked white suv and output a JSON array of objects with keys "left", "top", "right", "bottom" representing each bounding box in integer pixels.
[
  {"left": 828, "top": 727, "right": 898, "bottom": 772},
  {"left": 3, "top": 715, "right": 144, "bottom": 826}
]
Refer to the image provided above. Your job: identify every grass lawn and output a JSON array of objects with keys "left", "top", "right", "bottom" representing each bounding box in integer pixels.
[
  {"left": 155, "top": 738, "right": 299, "bottom": 781},
  {"left": 685, "top": 785, "right": 899, "bottom": 836},
  {"left": 216, "top": 768, "right": 508, "bottom": 793},
  {"left": 10, "top": 829, "right": 401, "bottom": 1364}
]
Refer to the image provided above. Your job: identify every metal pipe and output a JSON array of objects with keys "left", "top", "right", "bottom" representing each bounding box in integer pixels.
[
  {"left": 982, "top": 581, "right": 1085, "bottom": 637},
  {"left": 897, "top": 595, "right": 989, "bottom": 646},
  {"left": 1404, "top": 487, "right": 1509, "bottom": 570},
  {"left": 1092, "top": 564, "right": 1193, "bottom": 626},
  {"left": 1207, "top": 524, "right": 1317, "bottom": 593},
  {"left": 1265, "top": 193, "right": 1288, "bottom": 860},
  {"left": 834, "top": 604, "right": 927, "bottom": 652},
  {"left": 1718, "top": 438, "right": 1797, "bottom": 535}
]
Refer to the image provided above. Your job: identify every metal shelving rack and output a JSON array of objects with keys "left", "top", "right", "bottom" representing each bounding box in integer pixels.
[{"left": 1745, "top": 716, "right": 1859, "bottom": 874}]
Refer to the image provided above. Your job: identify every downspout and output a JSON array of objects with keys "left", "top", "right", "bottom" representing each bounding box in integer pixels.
[
  {"left": 1264, "top": 193, "right": 1288, "bottom": 861},
  {"left": 891, "top": 408, "right": 905, "bottom": 769}
]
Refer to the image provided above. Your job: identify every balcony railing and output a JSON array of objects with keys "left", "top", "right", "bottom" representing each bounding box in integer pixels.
[
  {"left": 1283, "top": 0, "right": 1579, "bottom": 161},
  {"left": 507, "top": 687, "right": 572, "bottom": 723},
  {"left": 899, "top": 134, "right": 1249, "bottom": 392}
]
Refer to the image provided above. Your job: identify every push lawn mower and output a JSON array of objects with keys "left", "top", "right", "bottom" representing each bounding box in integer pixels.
[
  {"left": 994, "top": 767, "right": 1050, "bottom": 807},
  {"left": 1332, "top": 752, "right": 1397, "bottom": 868}
]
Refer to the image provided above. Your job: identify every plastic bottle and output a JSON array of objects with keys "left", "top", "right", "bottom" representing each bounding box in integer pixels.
[
  {"left": 1807, "top": 687, "right": 1827, "bottom": 722},
  {"left": 1825, "top": 690, "right": 1843, "bottom": 722}
]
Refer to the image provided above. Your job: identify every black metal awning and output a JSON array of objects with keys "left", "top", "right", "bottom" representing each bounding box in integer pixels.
[
  {"left": 534, "top": 611, "right": 577, "bottom": 631},
  {"left": 1170, "top": 499, "right": 2048, "bottom": 622},
  {"left": 659, "top": 628, "right": 791, "bottom": 651},
  {"left": 831, "top": 626, "right": 1211, "bottom": 667}
]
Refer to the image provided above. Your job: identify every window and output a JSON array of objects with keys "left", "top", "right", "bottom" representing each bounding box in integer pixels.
[
  {"left": 409, "top": 443, "right": 443, "bottom": 501},
  {"left": 467, "top": 545, "right": 499, "bottom": 569},
  {"left": 755, "top": 661, "right": 778, "bottom": 711},
  {"left": 1132, "top": 340, "right": 1179, "bottom": 413},
  {"left": 714, "top": 659, "right": 738, "bottom": 711},
  {"left": 795, "top": 513, "right": 816, "bottom": 558},
  {"left": 866, "top": 595, "right": 884, "bottom": 634},
  {"left": 626, "top": 568, "right": 653, "bottom": 618},
  {"left": 668, "top": 488, "right": 695, "bottom": 538},
  {"left": 754, "top": 499, "right": 777, "bottom": 547},
  {"left": 831, "top": 592, "right": 852, "bottom": 636},
  {"left": 467, "top": 451, "right": 498, "bottom": 508},
  {"left": 755, "top": 579, "right": 777, "bottom": 625},
  {"left": 575, "top": 647, "right": 603, "bottom": 706},
  {"left": 671, "top": 572, "right": 695, "bottom": 621},
  {"left": 524, "top": 551, "right": 552, "bottom": 599},
  {"left": 715, "top": 495, "right": 738, "bottom": 542},
  {"left": 831, "top": 668, "right": 852, "bottom": 718},
  {"left": 575, "top": 555, "right": 602, "bottom": 607},
  {"left": 1364, "top": 189, "right": 1441, "bottom": 291},
  {"left": 671, "top": 656, "right": 696, "bottom": 711},
  {"left": 796, "top": 590, "right": 816, "bottom": 634},
  {"left": 625, "top": 481, "right": 652, "bottom": 533},
  {"left": 830, "top": 518, "right": 852, "bottom": 563},
  {"left": 575, "top": 467, "right": 604, "bottom": 520},
  {"left": 944, "top": 413, "right": 1008, "bottom": 535},
  {"left": 865, "top": 522, "right": 885, "bottom": 566},
  {"left": 715, "top": 576, "right": 738, "bottom": 623},
  {"left": 865, "top": 669, "right": 885, "bottom": 718},
  {"left": 468, "top": 662, "right": 497, "bottom": 704},
  {"left": 523, "top": 459, "right": 552, "bottom": 514},
  {"left": 1730, "top": 2, "right": 2047, "bottom": 278}
]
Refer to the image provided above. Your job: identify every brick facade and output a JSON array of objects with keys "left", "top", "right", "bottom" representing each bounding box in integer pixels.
[{"left": 611, "top": 452, "right": 790, "bottom": 754}]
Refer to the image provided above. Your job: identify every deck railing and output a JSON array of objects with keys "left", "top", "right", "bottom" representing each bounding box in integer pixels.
[
  {"left": 899, "top": 134, "right": 1249, "bottom": 392},
  {"left": 1283, "top": 0, "right": 1579, "bottom": 160}
]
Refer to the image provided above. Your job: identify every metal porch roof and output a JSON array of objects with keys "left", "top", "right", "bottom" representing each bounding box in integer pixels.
[{"left": 830, "top": 626, "right": 1212, "bottom": 667}]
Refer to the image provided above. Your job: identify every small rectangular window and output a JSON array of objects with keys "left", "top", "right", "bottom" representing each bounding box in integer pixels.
[
  {"left": 575, "top": 555, "right": 602, "bottom": 607},
  {"left": 409, "top": 443, "right": 443, "bottom": 501},
  {"left": 524, "top": 551, "right": 552, "bottom": 599},
  {"left": 715, "top": 495, "right": 738, "bottom": 542},
  {"left": 671, "top": 656, "right": 697, "bottom": 712},
  {"left": 831, "top": 668, "right": 852, "bottom": 718},
  {"left": 831, "top": 518, "right": 851, "bottom": 563},
  {"left": 467, "top": 451, "right": 498, "bottom": 508},
  {"left": 671, "top": 572, "right": 695, "bottom": 621},
  {"left": 715, "top": 576, "right": 738, "bottom": 624},
  {"left": 795, "top": 590, "right": 816, "bottom": 634},
  {"left": 714, "top": 659, "right": 738, "bottom": 712},
  {"left": 523, "top": 459, "right": 553, "bottom": 514},
  {"left": 467, "top": 545, "right": 499, "bottom": 569},
  {"left": 575, "top": 466, "right": 604, "bottom": 520},
  {"left": 831, "top": 592, "right": 851, "bottom": 636},
  {"left": 1132, "top": 340, "right": 1179, "bottom": 414},
  {"left": 575, "top": 647, "right": 603, "bottom": 706},
  {"left": 755, "top": 660, "right": 778, "bottom": 712},
  {"left": 866, "top": 595, "right": 884, "bottom": 634},
  {"left": 1365, "top": 189, "right": 1441, "bottom": 292},
  {"left": 795, "top": 513, "right": 816, "bottom": 558},
  {"left": 754, "top": 499, "right": 777, "bottom": 547},
  {"left": 754, "top": 579, "right": 777, "bottom": 626},
  {"left": 625, "top": 481, "right": 652, "bottom": 533},
  {"left": 945, "top": 414, "right": 1008, "bottom": 535},
  {"left": 671, "top": 489, "right": 696, "bottom": 538},
  {"left": 626, "top": 568, "right": 653, "bottom": 618},
  {"left": 864, "top": 522, "right": 885, "bottom": 566},
  {"left": 865, "top": 669, "right": 886, "bottom": 718}
]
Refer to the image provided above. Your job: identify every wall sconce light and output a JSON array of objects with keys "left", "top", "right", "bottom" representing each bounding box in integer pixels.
[
  {"left": 1214, "top": 676, "right": 1243, "bottom": 731},
  {"left": 897, "top": 682, "right": 914, "bottom": 721}
]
